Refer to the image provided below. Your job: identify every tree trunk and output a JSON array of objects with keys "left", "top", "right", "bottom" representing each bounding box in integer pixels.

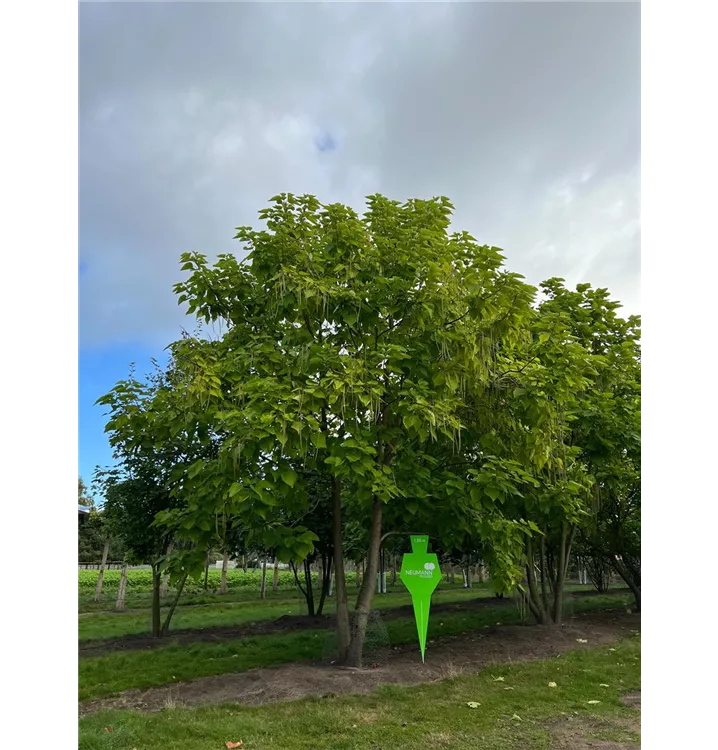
[
  {"left": 260, "top": 558, "right": 268, "bottom": 599},
  {"left": 115, "top": 562, "right": 128, "bottom": 611},
  {"left": 161, "top": 572, "right": 188, "bottom": 636},
  {"left": 203, "top": 550, "right": 210, "bottom": 590},
  {"left": 272, "top": 558, "right": 280, "bottom": 592},
  {"left": 331, "top": 476, "right": 351, "bottom": 663},
  {"left": 613, "top": 556, "right": 641, "bottom": 611},
  {"left": 160, "top": 541, "right": 174, "bottom": 598},
  {"left": 539, "top": 537, "right": 550, "bottom": 612},
  {"left": 546, "top": 549, "right": 556, "bottom": 595},
  {"left": 242, "top": 554, "right": 247, "bottom": 574},
  {"left": 219, "top": 551, "right": 230, "bottom": 594},
  {"left": 391, "top": 555, "right": 397, "bottom": 586},
  {"left": 552, "top": 524, "right": 575, "bottom": 626},
  {"left": 347, "top": 496, "right": 383, "bottom": 667},
  {"left": 587, "top": 554, "right": 611, "bottom": 593},
  {"left": 151, "top": 564, "right": 162, "bottom": 638},
  {"left": 303, "top": 559, "right": 315, "bottom": 616},
  {"left": 316, "top": 553, "right": 332, "bottom": 616},
  {"left": 94, "top": 540, "right": 110, "bottom": 602},
  {"left": 290, "top": 560, "right": 311, "bottom": 615},
  {"left": 449, "top": 564, "right": 455, "bottom": 584},
  {"left": 476, "top": 563, "right": 484, "bottom": 584},
  {"left": 378, "top": 548, "right": 385, "bottom": 594},
  {"left": 525, "top": 537, "right": 549, "bottom": 624}
]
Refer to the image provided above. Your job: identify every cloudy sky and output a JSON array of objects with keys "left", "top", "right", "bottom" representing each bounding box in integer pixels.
[{"left": 79, "top": 0, "right": 640, "bottom": 484}]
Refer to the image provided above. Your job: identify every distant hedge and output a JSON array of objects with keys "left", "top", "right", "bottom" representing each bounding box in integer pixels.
[{"left": 78, "top": 568, "right": 313, "bottom": 594}]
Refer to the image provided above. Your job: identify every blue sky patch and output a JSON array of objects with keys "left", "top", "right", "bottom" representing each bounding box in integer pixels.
[{"left": 315, "top": 130, "right": 338, "bottom": 153}]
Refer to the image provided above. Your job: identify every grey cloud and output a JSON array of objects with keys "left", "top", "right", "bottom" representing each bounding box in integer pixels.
[{"left": 79, "top": 1, "right": 640, "bottom": 347}]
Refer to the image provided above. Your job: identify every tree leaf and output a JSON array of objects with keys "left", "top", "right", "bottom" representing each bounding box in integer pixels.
[{"left": 280, "top": 469, "right": 298, "bottom": 488}]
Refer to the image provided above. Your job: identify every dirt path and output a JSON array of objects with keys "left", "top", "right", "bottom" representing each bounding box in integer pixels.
[{"left": 79, "top": 610, "right": 640, "bottom": 716}]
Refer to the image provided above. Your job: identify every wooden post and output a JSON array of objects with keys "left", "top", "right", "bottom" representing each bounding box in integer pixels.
[
  {"left": 203, "top": 550, "right": 210, "bottom": 590},
  {"left": 115, "top": 562, "right": 128, "bottom": 611},
  {"left": 260, "top": 558, "right": 268, "bottom": 599},
  {"left": 220, "top": 551, "right": 230, "bottom": 594},
  {"left": 94, "top": 540, "right": 110, "bottom": 602},
  {"left": 272, "top": 558, "right": 280, "bottom": 592},
  {"left": 160, "top": 541, "right": 174, "bottom": 598}
]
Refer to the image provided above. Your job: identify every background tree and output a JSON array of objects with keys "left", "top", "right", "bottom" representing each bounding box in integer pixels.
[
  {"left": 538, "top": 280, "right": 641, "bottom": 609},
  {"left": 95, "top": 357, "right": 216, "bottom": 635},
  {"left": 78, "top": 476, "right": 95, "bottom": 509}
]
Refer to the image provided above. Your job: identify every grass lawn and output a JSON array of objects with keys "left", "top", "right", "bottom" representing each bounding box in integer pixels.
[
  {"left": 79, "top": 580, "right": 492, "bottom": 615},
  {"left": 79, "top": 584, "right": 487, "bottom": 641},
  {"left": 79, "top": 581, "right": 627, "bottom": 642},
  {"left": 78, "top": 634, "right": 640, "bottom": 750},
  {"left": 79, "top": 593, "right": 631, "bottom": 701}
]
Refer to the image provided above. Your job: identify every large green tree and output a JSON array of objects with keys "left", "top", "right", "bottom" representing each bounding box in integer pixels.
[{"left": 169, "top": 193, "right": 538, "bottom": 665}]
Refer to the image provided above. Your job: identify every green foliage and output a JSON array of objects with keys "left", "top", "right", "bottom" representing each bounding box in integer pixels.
[
  {"left": 78, "top": 475, "right": 94, "bottom": 507},
  {"left": 93, "top": 192, "right": 640, "bottom": 632},
  {"left": 95, "top": 356, "right": 223, "bottom": 582},
  {"left": 538, "top": 280, "right": 641, "bottom": 603},
  {"left": 78, "top": 518, "right": 125, "bottom": 564},
  {"left": 167, "top": 194, "right": 543, "bottom": 592}
]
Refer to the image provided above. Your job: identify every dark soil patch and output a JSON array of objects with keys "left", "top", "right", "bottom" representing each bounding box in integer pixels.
[
  {"left": 79, "top": 588, "right": 629, "bottom": 659},
  {"left": 79, "top": 610, "right": 639, "bottom": 716},
  {"left": 79, "top": 595, "right": 516, "bottom": 659},
  {"left": 621, "top": 691, "right": 641, "bottom": 711},
  {"left": 547, "top": 688, "right": 640, "bottom": 748}
]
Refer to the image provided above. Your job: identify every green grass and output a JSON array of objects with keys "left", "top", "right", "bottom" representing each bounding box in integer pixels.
[
  {"left": 79, "top": 579, "right": 493, "bottom": 614},
  {"left": 79, "top": 581, "right": 626, "bottom": 641},
  {"left": 79, "top": 593, "right": 630, "bottom": 701},
  {"left": 80, "top": 577, "right": 625, "bottom": 614},
  {"left": 79, "top": 584, "right": 488, "bottom": 641},
  {"left": 78, "top": 634, "right": 640, "bottom": 750}
]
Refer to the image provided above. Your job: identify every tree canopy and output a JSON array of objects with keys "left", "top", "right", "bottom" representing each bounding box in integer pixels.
[{"left": 95, "top": 193, "right": 641, "bottom": 660}]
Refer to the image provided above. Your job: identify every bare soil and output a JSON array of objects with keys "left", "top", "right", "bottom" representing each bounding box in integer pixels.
[
  {"left": 79, "top": 588, "right": 628, "bottom": 659},
  {"left": 549, "top": 717, "right": 640, "bottom": 750},
  {"left": 79, "top": 609, "right": 640, "bottom": 717},
  {"left": 549, "top": 690, "right": 640, "bottom": 749},
  {"left": 79, "top": 595, "right": 518, "bottom": 659}
]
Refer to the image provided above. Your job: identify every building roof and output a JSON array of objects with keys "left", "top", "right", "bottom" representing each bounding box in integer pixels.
[{"left": 78, "top": 505, "right": 91, "bottom": 514}]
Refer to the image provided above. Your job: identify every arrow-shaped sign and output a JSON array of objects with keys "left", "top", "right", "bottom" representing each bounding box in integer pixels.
[{"left": 399, "top": 535, "right": 442, "bottom": 662}]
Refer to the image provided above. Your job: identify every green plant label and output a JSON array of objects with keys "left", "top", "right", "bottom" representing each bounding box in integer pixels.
[{"left": 399, "top": 535, "right": 442, "bottom": 662}]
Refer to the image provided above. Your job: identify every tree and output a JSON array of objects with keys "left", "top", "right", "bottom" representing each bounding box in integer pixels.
[
  {"left": 170, "top": 193, "right": 537, "bottom": 665},
  {"left": 537, "top": 280, "right": 641, "bottom": 609},
  {"left": 284, "top": 461, "right": 334, "bottom": 616},
  {"left": 95, "top": 469, "right": 176, "bottom": 634},
  {"left": 78, "top": 508, "right": 122, "bottom": 563},
  {"left": 78, "top": 476, "right": 94, "bottom": 508},
  {"left": 96, "top": 357, "right": 215, "bottom": 636}
]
